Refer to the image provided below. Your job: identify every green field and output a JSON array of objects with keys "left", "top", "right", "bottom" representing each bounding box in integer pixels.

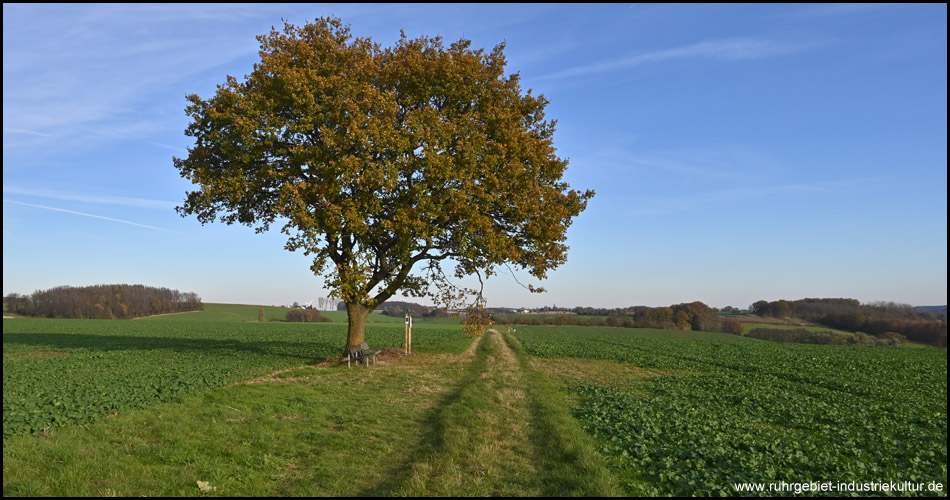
[
  {"left": 139, "top": 302, "right": 460, "bottom": 325},
  {"left": 2, "top": 319, "right": 463, "bottom": 438},
  {"left": 3, "top": 314, "right": 946, "bottom": 496},
  {"left": 739, "top": 321, "right": 856, "bottom": 336},
  {"left": 514, "top": 326, "right": 948, "bottom": 495}
]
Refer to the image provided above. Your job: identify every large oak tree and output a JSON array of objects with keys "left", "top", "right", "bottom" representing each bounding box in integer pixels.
[{"left": 174, "top": 18, "right": 593, "bottom": 354}]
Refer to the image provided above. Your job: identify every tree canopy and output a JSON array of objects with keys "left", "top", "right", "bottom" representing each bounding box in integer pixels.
[{"left": 174, "top": 17, "right": 593, "bottom": 351}]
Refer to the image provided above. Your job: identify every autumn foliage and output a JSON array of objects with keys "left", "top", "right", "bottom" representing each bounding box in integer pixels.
[{"left": 174, "top": 18, "right": 592, "bottom": 350}]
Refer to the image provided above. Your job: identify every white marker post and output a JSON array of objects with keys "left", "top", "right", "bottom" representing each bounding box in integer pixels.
[{"left": 404, "top": 314, "right": 413, "bottom": 355}]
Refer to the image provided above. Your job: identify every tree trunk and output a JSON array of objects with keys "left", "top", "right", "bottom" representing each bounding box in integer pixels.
[{"left": 344, "top": 302, "right": 371, "bottom": 357}]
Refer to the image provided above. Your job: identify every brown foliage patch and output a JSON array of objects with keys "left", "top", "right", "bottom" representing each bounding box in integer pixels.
[{"left": 375, "top": 347, "right": 409, "bottom": 363}]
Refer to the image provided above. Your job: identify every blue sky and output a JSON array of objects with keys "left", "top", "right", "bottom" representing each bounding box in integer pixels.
[{"left": 3, "top": 4, "right": 947, "bottom": 309}]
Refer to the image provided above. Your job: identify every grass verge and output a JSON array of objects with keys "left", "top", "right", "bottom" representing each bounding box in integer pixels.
[{"left": 3, "top": 328, "right": 622, "bottom": 496}]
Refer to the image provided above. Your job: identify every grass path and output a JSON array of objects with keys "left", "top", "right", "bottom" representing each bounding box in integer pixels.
[
  {"left": 3, "top": 328, "right": 620, "bottom": 496},
  {"left": 373, "top": 328, "right": 621, "bottom": 496}
]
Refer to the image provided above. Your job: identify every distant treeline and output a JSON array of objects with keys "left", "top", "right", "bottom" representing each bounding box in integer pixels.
[
  {"left": 495, "top": 301, "right": 745, "bottom": 335},
  {"left": 4, "top": 284, "right": 202, "bottom": 319},
  {"left": 749, "top": 298, "right": 946, "bottom": 347},
  {"left": 493, "top": 298, "right": 946, "bottom": 348},
  {"left": 916, "top": 305, "right": 947, "bottom": 316},
  {"left": 378, "top": 300, "right": 451, "bottom": 318}
]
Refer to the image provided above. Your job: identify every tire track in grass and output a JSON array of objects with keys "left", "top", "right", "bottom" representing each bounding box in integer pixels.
[{"left": 367, "top": 328, "right": 621, "bottom": 496}]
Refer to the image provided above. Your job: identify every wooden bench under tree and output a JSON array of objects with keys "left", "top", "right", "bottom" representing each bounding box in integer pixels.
[{"left": 346, "top": 342, "right": 383, "bottom": 368}]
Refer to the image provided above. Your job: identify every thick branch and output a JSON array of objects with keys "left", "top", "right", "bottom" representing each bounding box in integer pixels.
[{"left": 369, "top": 246, "right": 443, "bottom": 305}]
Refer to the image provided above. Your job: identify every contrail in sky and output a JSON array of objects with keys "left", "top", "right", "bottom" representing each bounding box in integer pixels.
[
  {"left": 2, "top": 185, "right": 177, "bottom": 209},
  {"left": 3, "top": 199, "right": 173, "bottom": 233}
]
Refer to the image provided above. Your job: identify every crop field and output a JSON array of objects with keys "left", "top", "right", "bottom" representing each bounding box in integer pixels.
[
  {"left": 139, "top": 303, "right": 459, "bottom": 325},
  {"left": 2, "top": 316, "right": 947, "bottom": 496},
  {"left": 137, "top": 303, "right": 391, "bottom": 323},
  {"left": 2, "top": 319, "right": 459, "bottom": 438},
  {"left": 514, "top": 325, "right": 948, "bottom": 495},
  {"left": 136, "top": 302, "right": 293, "bottom": 322}
]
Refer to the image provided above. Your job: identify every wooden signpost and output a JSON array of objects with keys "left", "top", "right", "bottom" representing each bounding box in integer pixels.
[{"left": 404, "top": 314, "right": 412, "bottom": 355}]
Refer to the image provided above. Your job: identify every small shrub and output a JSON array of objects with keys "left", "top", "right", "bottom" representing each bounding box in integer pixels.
[
  {"left": 881, "top": 331, "right": 908, "bottom": 345},
  {"left": 285, "top": 309, "right": 332, "bottom": 322},
  {"left": 720, "top": 318, "right": 744, "bottom": 335}
]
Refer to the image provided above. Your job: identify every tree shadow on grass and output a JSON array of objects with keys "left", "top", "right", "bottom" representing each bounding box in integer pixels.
[
  {"left": 3, "top": 332, "right": 336, "bottom": 364},
  {"left": 356, "top": 340, "right": 490, "bottom": 497}
]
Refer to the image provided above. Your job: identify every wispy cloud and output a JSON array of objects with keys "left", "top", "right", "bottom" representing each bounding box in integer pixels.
[
  {"left": 143, "top": 140, "right": 188, "bottom": 153},
  {"left": 621, "top": 177, "right": 888, "bottom": 217},
  {"left": 3, "top": 128, "right": 52, "bottom": 137},
  {"left": 3, "top": 186, "right": 177, "bottom": 210},
  {"left": 596, "top": 147, "right": 783, "bottom": 184},
  {"left": 783, "top": 3, "right": 891, "bottom": 19},
  {"left": 536, "top": 38, "right": 815, "bottom": 81},
  {"left": 2, "top": 4, "right": 260, "bottom": 153},
  {"left": 3, "top": 199, "right": 173, "bottom": 232}
]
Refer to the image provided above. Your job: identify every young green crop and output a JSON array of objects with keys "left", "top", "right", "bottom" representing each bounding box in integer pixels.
[
  {"left": 5, "top": 319, "right": 946, "bottom": 496},
  {"left": 513, "top": 326, "right": 948, "bottom": 496},
  {"left": 3, "top": 319, "right": 458, "bottom": 438}
]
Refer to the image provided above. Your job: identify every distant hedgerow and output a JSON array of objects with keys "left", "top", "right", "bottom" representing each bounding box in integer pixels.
[
  {"left": 746, "top": 327, "right": 895, "bottom": 346},
  {"left": 285, "top": 309, "right": 332, "bottom": 323}
]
